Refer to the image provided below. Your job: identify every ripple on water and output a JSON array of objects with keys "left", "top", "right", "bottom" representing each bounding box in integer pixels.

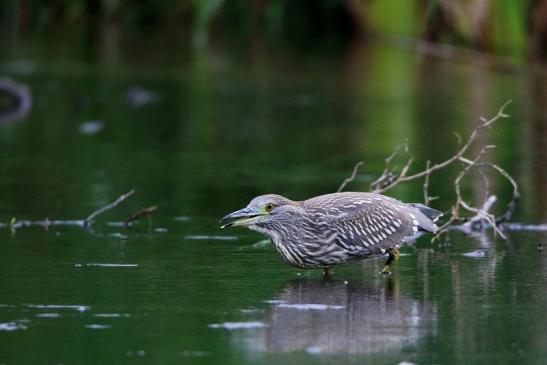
[
  {"left": 75, "top": 263, "right": 138, "bottom": 268},
  {"left": 25, "top": 304, "right": 89, "bottom": 312},
  {"left": 180, "top": 351, "right": 210, "bottom": 357},
  {"left": 109, "top": 233, "right": 129, "bottom": 239},
  {"left": 35, "top": 313, "right": 61, "bottom": 318},
  {"left": 462, "top": 250, "right": 486, "bottom": 258},
  {"left": 0, "top": 322, "right": 27, "bottom": 331},
  {"left": 208, "top": 321, "right": 266, "bottom": 329},
  {"left": 85, "top": 324, "right": 112, "bottom": 330},
  {"left": 184, "top": 235, "right": 238, "bottom": 241},
  {"left": 277, "top": 303, "right": 345, "bottom": 310},
  {"left": 94, "top": 313, "right": 131, "bottom": 318}
]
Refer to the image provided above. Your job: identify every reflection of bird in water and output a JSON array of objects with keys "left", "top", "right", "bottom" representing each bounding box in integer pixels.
[
  {"left": 221, "top": 192, "right": 441, "bottom": 275},
  {"left": 235, "top": 278, "right": 437, "bottom": 356}
]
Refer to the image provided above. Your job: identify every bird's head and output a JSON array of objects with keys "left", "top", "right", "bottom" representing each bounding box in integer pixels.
[{"left": 220, "top": 194, "right": 301, "bottom": 230}]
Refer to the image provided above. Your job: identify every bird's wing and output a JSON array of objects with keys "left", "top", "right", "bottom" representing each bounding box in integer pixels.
[{"left": 305, "top": 193, "right": 416, "bottom": 254}]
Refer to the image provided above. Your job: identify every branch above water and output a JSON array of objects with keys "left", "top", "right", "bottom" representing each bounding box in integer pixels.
[{"left": 338, "top": 100, "right": 543, "bottom": 237}]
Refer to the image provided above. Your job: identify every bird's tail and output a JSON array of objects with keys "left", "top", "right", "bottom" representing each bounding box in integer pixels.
[{"left": 409, "top": 203, "right": 443, "bottom": 222}]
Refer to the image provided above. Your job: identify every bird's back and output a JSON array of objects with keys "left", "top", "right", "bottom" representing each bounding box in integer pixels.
[{"left": 302, "top": 192, "right": 440, "bottom": 257}]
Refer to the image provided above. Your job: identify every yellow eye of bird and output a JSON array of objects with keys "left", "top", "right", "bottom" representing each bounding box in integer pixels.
[{"left": 265, "top": 203, "right": 273, "bottom": 212}]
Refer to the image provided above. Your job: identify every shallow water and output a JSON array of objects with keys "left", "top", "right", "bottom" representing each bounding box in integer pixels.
[{"left": 1, "top": 29, "right": 546, "bottom": 364}]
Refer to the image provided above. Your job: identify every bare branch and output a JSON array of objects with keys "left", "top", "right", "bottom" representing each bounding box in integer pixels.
[
  {"left": 3, "top": 189, "right": 142, "bottom": 231},
  {"left": 375, "top": 100, "right": 512, "bottom": 192},
  {"left": 369, "top": 141, "right": 410, "bottom": 191},
  {"left": 423, "top": 160, "right": 432, "bottom": 205},
  {"left": 337, "top": 162, "right": 364, "bottom": 193},
  {"left": 84, "top": 190, "right": 135, "bottom": 226},
  {"left": 372, "top": 157, "right": 414, "bottom": 193}
]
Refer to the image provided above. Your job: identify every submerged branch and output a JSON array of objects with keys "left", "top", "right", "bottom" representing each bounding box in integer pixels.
[
  {"left": 2, "top": 189, "right": 145, "bottom": 231},
  {"left": 124, "top": 206, "right": 158, "bottom": 227}
]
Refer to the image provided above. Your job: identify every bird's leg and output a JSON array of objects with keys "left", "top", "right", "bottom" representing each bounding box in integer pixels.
[
  {"left": 380, "top": 248, "right": 400, "bottom": 275},
  {"left": 323, "top": 267, "right": 334, "bottom": 279}
]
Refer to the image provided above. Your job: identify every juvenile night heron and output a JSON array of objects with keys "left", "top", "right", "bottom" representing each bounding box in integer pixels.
[{"left": 220, "top": 192, "right": 441, "bottom": 275}]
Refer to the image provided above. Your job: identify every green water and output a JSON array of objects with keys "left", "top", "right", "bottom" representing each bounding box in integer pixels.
[{"left": 1, "top": 30, "right": 546, "bottom": 364}]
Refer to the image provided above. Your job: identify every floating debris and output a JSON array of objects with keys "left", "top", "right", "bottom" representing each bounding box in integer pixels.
[
  {"left": 184, "top": 235, "right": 237, "bottom": 241},
  {"left": 85, "top": 324, "right": 112, "bottom": 330},
  {"left": 462, "top": 250, "right": 486, "bottom": 258},
  {"left": 79, "top": 120, "right": 104, "bottom": 135},
  {"left": 208, "top": 321, "right": 266, "bottom": 330}
]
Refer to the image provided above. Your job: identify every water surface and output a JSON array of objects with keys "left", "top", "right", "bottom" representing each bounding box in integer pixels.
[{"left": 1, "top": 29, "right": 546, "bottom": 364}]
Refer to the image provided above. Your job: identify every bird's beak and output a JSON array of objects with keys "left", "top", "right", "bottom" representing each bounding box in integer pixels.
[{"left": 220, "top": 207, "right": 264, "bottom": 228}]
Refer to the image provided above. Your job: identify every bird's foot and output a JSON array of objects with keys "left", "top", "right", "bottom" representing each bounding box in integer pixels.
[
  {"left": 323, "top": 267, "right": 334, "bottom": 279},
  {"left": 389, "top": 247, "right": 401, "bottom": 263},
  {"left": 380, "top": 265, "right": 392, "bottom": 275},
  {"left": 379, "top": 248, "right": 400, "bottom": 275}
]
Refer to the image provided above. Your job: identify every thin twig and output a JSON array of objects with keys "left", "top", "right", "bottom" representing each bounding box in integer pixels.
[
  {"left": 452, "top": 146, "right": 506, "bottom": 238},
  {"left": 369, "top": 141, "right": 410, "bottom": 191},
  {"left": 423, "top": 160, "right": 431, "bottom": 205},
  {"left": 84, "top": 189, "right": 135, "bottom": 226},
  {"left": 337, "top": 162, "right": 364, "bottom": 193}
]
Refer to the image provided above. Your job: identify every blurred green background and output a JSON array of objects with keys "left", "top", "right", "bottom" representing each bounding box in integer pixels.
[{"left": 2, "top": 0, "right": 547, "bottom": 60}]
